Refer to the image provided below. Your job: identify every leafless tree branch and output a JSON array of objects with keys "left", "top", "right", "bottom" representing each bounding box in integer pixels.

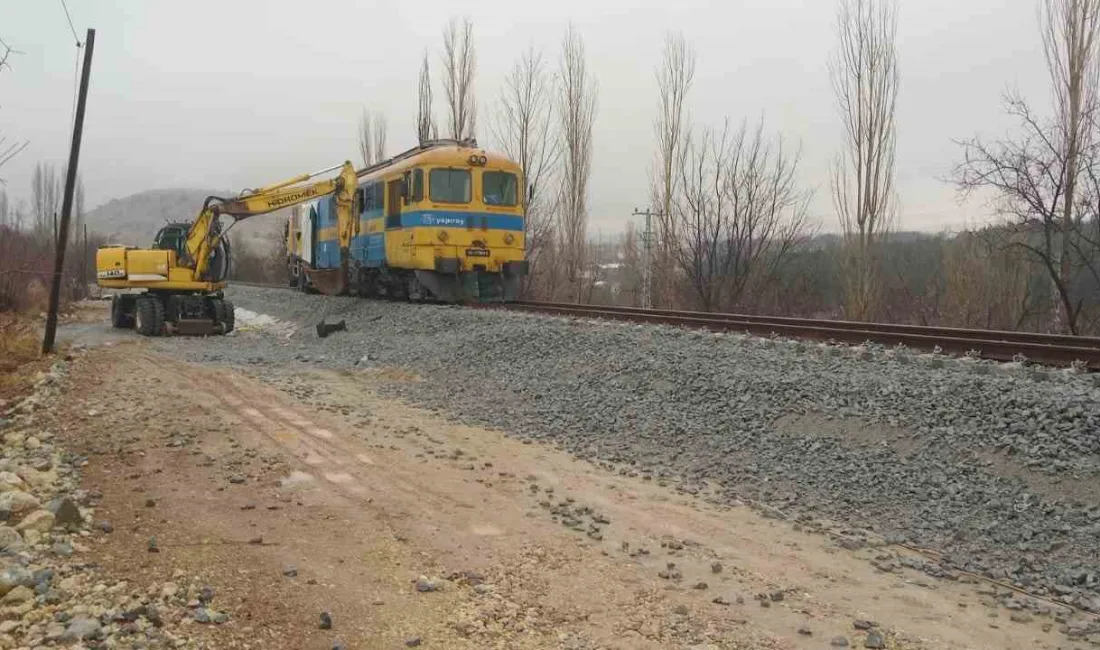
[
  {"left": 416, "top": 53, "right": 437, "bottom": 145},
  {"left": 650, "top": 32, "right": 696, "bottom": 307},
  {"left": 954, "top": 0, "right": 1100, "bottom": 334},
  {"left": 372, "top": 113, "right": 387, "bottom": 162},
  {"left": 557, "top": 25, "right": 598, "bottom": 294},
  {"left": 441, "top": 18, "right": 477, "bottom": 140},
  {"left": 829, "top": 0, "right": 899, "bottom": 321},
  {"left": 358, "top": 109, "right": 389, "bottom": 167},
  {"left": 31, "top": 162, "right": 62, "bottom": 241},
  {"left": 491, "top": 46, "right": 562, "bottom": 295},
  {"left": 0, "top": 36, "right": 28, "bottom": 183},
  {"left": 671, "top": 119, "right": 812, "bottom": 311}
]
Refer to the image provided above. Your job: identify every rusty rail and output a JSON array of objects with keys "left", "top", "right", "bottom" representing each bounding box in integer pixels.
[{"left": 488, "top": 301, "right": 1100, "bottom": 370}]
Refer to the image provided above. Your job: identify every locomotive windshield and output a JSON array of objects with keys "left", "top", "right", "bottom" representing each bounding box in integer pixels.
[
  {"left": 429, "top": 168, "right": 471, "bottom": 203},
  {"left": 483, "top": 171, "right": 518, "bottom": 207}
]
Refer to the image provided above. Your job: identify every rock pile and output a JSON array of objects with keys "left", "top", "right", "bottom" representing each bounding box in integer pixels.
[{"left": 0, "top": 359, "right": 230, "bottom": 648}]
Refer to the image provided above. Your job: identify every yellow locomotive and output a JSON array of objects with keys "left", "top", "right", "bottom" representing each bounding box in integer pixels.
[{"left": 287, "top": 139, "right": 528, "bottom": 301}]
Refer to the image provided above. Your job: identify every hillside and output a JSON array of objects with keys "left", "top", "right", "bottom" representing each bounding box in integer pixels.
[{"left": 84, "top": 188, "right": 287, "bottom": 253}]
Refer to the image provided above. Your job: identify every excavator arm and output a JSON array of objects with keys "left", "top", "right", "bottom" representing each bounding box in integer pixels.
[{"left": 182, "top": 160, "right": 360, "bottom": 294}]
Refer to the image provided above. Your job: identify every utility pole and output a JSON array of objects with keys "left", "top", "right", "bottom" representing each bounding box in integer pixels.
[
  {"left": 42, "top": 28, "right": 94, "bottom": 354},
  {"left": 632, "top": 207, "right": 662, "bottom": 309}
]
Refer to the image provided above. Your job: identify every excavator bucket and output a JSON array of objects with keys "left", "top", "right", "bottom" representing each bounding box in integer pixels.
[{"left": 306, "top": 267, "right": 346, "bottom": 296}]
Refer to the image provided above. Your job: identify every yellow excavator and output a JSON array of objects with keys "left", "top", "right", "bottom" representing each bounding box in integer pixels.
[{"left": 96, "top": 161, "right": 359, "bottom": 336}]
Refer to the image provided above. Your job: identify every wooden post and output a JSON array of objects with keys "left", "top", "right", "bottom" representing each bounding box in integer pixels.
[{"left": 42, "top": 28, "right": 95, "bottom": 354}]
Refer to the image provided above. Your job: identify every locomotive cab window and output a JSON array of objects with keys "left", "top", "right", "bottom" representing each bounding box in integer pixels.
[
  {"left": 482, "top": 171, "right": 518, "bottom": 207},
  {"left": 360, "top": 182, "right": 385, "bottom": 213},
  {"left": 429, "top": 168, "right": 471, "bottom": 204},
  {"left": 411, "top": 168, "right": 425, "bottom": 202}
]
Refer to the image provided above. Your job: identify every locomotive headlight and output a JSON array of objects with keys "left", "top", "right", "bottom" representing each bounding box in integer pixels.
[
  {"left": 437, "top": 230, "right": 449, "bottom": 242},
  {"left": 504, "top": 233, "right": 515, "bottom": 245}
]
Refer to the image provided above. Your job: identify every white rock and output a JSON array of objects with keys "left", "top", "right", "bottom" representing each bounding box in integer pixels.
[
  {"left": 16, "top": 468, "right": 57, "bottom": 490},
  {"left": 0, "top": 586, "right": 34, "bottom": 605},
  {"left": 0, "top": 472, "right": 26, "bottom": 493},
  {"left": 21, "top": 529, "right": 40, "bottom": 546},
  {"left": 0, "top": 491, "right": 39, "bottom": 521},
  {"left": 0, "top": 527, "right": 23, "bottom": 552},
  {"left": 44, "top": 621, "right": 65, "bottom": 639},
  {"left": 14, "top": 510, "right": 54, "bottom": 534}
]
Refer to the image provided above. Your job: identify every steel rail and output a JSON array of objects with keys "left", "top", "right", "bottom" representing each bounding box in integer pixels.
[{"left": 490, "top": 301, "right": 1100, "bottom": 370}]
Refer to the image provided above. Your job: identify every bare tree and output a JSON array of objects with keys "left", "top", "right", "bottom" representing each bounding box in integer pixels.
[
  {"left": 557, "top": 25, "right": 598, "bottom": 295},
  {"left": 0, "top": 36, "right": 12, "bottom": 73},
  {"left": 358, "top": 109, "right": 388, "bottom": 166},
  {"left": 72, "top": 175, "right": 85, "bottom": 246},
  {"left": 618, "top": 223, "right": 643, "bottom": 305},
  {"left": 1044, "top": 0, "right": 1100, "bottom": 329},
  {"left": 491, "top": 46, "right": 561, "bottom": 292},
  {"left": 956, "top": 0, "right": 1100, "bottom": 334},
  {"left": 416, "top": 53, "right": 438, "bottom": 144},
  {"left": 0, "top": 190, "right": 8, "bottom": 227},
  {"left": 672, "top": 120, "right": 811, "bottom": 312},
  {"left": 441, "top": 18, "right": 476, "bottom": 140},
  {"left": 940, "top": 229, "right": 1032, "bottom": 331},
  {"left": 651, "top": 32, "right": 696, "bottom": 307},
  {"left": 372, "top": 113, "right": 388, "bottom": 162},
  {"left": 0, "top": 36, "right": 28, "bottom": 182},
  {"left": 357, "top": 109, "right": 374, "bottom": 167},
  {"left": 829, "top": 0, "right": 899, "bottom": 321},
  {"left": 31, "top": 162, "right": 62, "bottom": 240}
]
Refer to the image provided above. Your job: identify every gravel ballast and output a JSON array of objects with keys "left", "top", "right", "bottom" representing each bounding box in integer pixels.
[{"left": 159, "top": 286, "right": 1100, "bottom": 613}]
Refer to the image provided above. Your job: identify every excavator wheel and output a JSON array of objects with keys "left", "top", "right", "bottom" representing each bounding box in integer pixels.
[
  {"left": 110, "top": 295, "right": 135, "bottom": 329},
  {"left": 211, "top": 299, "right": 235, "bottom": 334},
  {"left": 221, "top": 300, "right": 235, "bottom": 333},
  {"left": 134, "top": 296, "right": 165, "bottom": 337}
]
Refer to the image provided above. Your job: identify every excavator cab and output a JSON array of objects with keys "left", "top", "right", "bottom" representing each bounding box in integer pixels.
[{"left": 152, "top": 223, "right": 188, "bottom": 258}]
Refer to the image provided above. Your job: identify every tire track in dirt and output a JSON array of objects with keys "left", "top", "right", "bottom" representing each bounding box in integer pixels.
[{"left": 63, "top": 347, "right": 1096, "bottom": 650}]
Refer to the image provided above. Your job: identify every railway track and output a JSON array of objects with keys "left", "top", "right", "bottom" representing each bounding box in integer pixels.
[
  {"left": 490, "top": 301, "right": 1100, "bottom": 370},
  {"left": 227, "top": 282, "right": 1100, "bottom": 369}
]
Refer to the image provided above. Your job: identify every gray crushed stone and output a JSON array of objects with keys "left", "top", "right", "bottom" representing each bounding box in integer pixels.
[{"left": 155, "top": 285, "right": 1100, "bottom": 612}]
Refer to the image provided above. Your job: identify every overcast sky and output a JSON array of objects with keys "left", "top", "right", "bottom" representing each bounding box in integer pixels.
[{"left": 1, "top": 0, "right": 1053, "bottom": 235}]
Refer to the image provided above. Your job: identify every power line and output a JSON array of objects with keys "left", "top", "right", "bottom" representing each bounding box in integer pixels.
[
  {"left": 68, "top": 42, "right": 83, "bottom": 142},
  {"left": 59, "top": 0, "right": 82, "bottom": 46},
  {"left": 55, "top": 0, "right": 85, "bottom": 151}
]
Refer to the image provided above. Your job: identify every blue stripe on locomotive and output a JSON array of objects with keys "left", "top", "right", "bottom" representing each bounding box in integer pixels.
[
  {"left": 399, "top": 211, "right": 523, "bottom": 231},
  {"left": 310, "top": 202, "right": 524, "bottom": 271},
  {"left": 314, "top": 199, "right": 338, "bottom": 268},
  {"left": 311, "top": 195, "right": 386, "bottom": 270}
]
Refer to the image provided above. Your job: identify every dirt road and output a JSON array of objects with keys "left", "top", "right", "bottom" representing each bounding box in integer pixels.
[{"left": 37, "top": 333, "right": 1095, "bottom": 650}]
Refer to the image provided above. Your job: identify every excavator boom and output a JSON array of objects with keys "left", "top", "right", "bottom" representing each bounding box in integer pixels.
[
  {"left": 185, "top": 161, "right": 359, "bottom": 288},
  {"left": 96, "top": 160, "right": 361, "bottom": 337}
]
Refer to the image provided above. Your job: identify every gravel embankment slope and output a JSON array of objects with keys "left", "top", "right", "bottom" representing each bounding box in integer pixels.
[{"left": 159, "top": 286, "right": 1100, "bottom": 612}]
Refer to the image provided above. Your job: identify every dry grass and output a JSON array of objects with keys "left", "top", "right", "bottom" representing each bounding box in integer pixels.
[{"left": 0, "top": 314, "right": 46, "bottom": 403}]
